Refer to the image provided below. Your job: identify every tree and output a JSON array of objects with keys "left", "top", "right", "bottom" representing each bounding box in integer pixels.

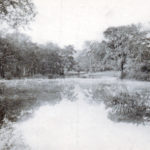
[
  {"left": 76, "top": 49, "right": 90, "bottom": 72},
  {"left": 77, "top": 24, "right": 150, "bottom": 80},
  {"left": 77, "top": 40, "right": 115, "bottom": 72},
  {"left": 103, "top": 24, "right": 149, "bottom": 78},
  {"left": 0, "top": 32, "right": 77, "bottom": 79},
  {"left": 0, "top": 36, "right": 19, "bottom": 78},
  {"left": 0, "top": 0, "right": 36, "bottom": 27},
  {"left": 60, "top": 45, "right": 76, "bottom": 72}
]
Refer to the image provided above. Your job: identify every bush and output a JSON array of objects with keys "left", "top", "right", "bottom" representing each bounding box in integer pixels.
[
  {"left": 0, "top": 83, "right": 5, "bottom": 95},
  {"left": 129, "top": 71, "right": 150, "bottom": 81},
  {"left": 124, "top": 62, "right": 150, "bottom": 81},
  {"left": 5, "top": 72, "right": 12, "bottom": 80}
]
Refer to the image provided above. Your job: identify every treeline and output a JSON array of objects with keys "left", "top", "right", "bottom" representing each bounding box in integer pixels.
[
  {"left": 1, "top": 24, "right": 150, "bottom": 80},
  {"left": 0, "top": 32, "right": 76, "bottom": 79},
  {"left": 77, "top": 24, "right": 150, "bottom": 80}
]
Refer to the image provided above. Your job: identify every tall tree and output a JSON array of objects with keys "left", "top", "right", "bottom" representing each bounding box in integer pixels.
[
  {"left": 103, "top": 24, "right": 149, "bottom": 78},
  {"left": 60, "top": 45, "right": 76, "bottom": 72}
]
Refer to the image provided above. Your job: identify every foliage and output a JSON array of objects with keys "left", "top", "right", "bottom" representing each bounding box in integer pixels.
[
  {"left": 77, "top": 24, "right": 150, "bottom": 80},
  {"left": 0, "top": 33, "right": 76, "bottom": 79},
  {"left": 0, "top": 0, "right": 36, "bottom": 27}
]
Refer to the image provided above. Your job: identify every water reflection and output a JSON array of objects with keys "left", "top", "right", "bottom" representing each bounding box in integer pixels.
[
  {"left": 16, "top": 84, "right": 150, "bottom": 150},
  {"left": 0, "top": 78, "right": 150, "bottom": 150},
  {"left": 0, "top": 80, "right": 78, "bottom": 125}
]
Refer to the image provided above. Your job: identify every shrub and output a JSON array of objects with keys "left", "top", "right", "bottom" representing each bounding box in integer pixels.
[
  {"left": 126, "top": 71, "right": 150, "bottom": 81},
  {"left": 0, "top": 83, "right": 5, "bottom": 95}
]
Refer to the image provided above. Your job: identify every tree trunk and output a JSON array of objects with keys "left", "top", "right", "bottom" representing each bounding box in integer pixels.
[{"left": 120, "top": 53, "right": 126, "bottom": 79}]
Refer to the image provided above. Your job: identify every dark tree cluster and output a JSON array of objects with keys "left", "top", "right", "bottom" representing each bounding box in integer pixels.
[{"left": 0, "top": 33, "right": 76, "bottom": 79}]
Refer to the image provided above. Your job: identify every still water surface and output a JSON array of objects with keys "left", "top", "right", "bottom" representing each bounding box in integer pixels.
[{"left": 0, "top": 77, "right": 150, "bottom": 150}]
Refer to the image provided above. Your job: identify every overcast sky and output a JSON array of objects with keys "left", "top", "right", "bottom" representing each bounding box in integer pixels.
[{"left": 23, "top": 0, "right": 150, "bottom": 49}]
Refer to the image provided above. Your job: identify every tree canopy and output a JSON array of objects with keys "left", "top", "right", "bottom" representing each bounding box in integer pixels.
[
  {"left": 77, "top": 24, "right": 150, "bottom": 80},
  {"left": 0, "top": 0, "right": 36, "bottom": 27}
]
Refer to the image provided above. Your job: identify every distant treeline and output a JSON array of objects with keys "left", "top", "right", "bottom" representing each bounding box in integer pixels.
[
  {"left": 77, "top": 24, "right": 150, "bottom": 80},
  {"left": 0, "top": 33, "right": 76, "bottom": 79},
  {"left": 0, "top": 24, "right": 150, "bottom": 80}
]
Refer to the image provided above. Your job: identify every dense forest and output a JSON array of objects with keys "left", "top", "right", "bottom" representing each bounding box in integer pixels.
[{"left": 0, "top": 32, "right": 77, "bottom": 79}]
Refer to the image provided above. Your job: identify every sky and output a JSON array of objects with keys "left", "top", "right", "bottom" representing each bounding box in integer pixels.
[{"left": 23, "top": 0, "right": 150, "bottom": 49}]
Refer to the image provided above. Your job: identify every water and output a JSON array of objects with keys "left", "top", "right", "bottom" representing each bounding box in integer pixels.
[{"left": 1, "top": 78, "right": 150, "bottom": 150}]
